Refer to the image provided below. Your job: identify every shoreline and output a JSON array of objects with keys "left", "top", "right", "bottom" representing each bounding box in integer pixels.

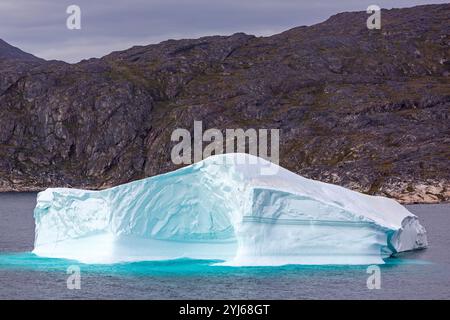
[{"left": 0, "top": 188, "right": 448, "bottom": 205}]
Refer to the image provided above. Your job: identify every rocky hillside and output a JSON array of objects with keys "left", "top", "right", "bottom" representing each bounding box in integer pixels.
[
  {"left": 0, "top": 39, "right": 42, "bottom": 61},
  {"left": 0, "top": 4, "right": 449, "bottom": 203}
]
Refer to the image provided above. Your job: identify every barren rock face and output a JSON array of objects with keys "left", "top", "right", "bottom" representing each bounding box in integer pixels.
[{"left": 0, "top": 4, "right": 449, "bottom": 203}]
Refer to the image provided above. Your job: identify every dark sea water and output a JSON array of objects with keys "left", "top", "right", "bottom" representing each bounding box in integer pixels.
[{"left": 0, "top": 192, "right": 449, "bottom": 300}]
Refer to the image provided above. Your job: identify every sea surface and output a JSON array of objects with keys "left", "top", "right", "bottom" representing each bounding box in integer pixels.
[{"left": 0, "top": 192, "right": 449, "bottom": 299}]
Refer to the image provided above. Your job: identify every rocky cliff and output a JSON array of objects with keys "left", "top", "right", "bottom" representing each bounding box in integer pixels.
[{"left": 0, "top": 4, "right": 449, "bottom": 203}]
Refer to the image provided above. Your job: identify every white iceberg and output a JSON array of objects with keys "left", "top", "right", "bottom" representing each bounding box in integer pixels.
[{"left": 33, "top": 153, "right": 427, "bottom": 265}]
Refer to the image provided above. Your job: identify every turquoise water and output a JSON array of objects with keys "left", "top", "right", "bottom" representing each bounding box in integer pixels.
[
  {"left": 0, "top": 251, "right": 445, "bottom": 299},
  {"left": 0, "top": 252, "right": 431, "bottom": 276},
  {"left": 0, "top": 193, "right": 449, "bottom": 299}
]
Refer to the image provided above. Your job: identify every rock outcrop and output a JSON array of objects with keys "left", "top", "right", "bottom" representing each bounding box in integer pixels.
[{"left": 0, "top": 4, "right": 449, "bottom": 203}]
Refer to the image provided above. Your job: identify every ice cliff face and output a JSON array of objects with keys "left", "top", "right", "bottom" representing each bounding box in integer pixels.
[{"left": 33, "top": 154, "right": 427, "bottom": 265}]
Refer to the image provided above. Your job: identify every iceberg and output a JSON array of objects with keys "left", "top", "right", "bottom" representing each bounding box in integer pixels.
[{"left": 33, "top": 153, "right": 427, "bottom": 265}]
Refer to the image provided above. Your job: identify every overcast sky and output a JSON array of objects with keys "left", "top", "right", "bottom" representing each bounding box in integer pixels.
[{"left": 0, "top": 0, "right": 447, "bottom": 63}]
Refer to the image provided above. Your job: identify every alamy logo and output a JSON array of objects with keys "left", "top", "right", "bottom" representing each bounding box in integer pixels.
[
  {"left": 66, "top": 5, "right": 81, "bottom": 30},
  {"left": 366, "top": 265, "right": 381, "bottom": 289},
  {"left": 67, "top": 265, "right": 81, "bottom": 290},
  {"left": 171, "top": 121, "right": 280, "bottom": 175},
  {"left": 367, "top": 5, "right": 381, "bottom": 30}
]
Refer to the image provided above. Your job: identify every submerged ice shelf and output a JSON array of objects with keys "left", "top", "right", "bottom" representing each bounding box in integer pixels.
[{"left": 33, "top": 154, "right": 427, "bottom": 265}]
